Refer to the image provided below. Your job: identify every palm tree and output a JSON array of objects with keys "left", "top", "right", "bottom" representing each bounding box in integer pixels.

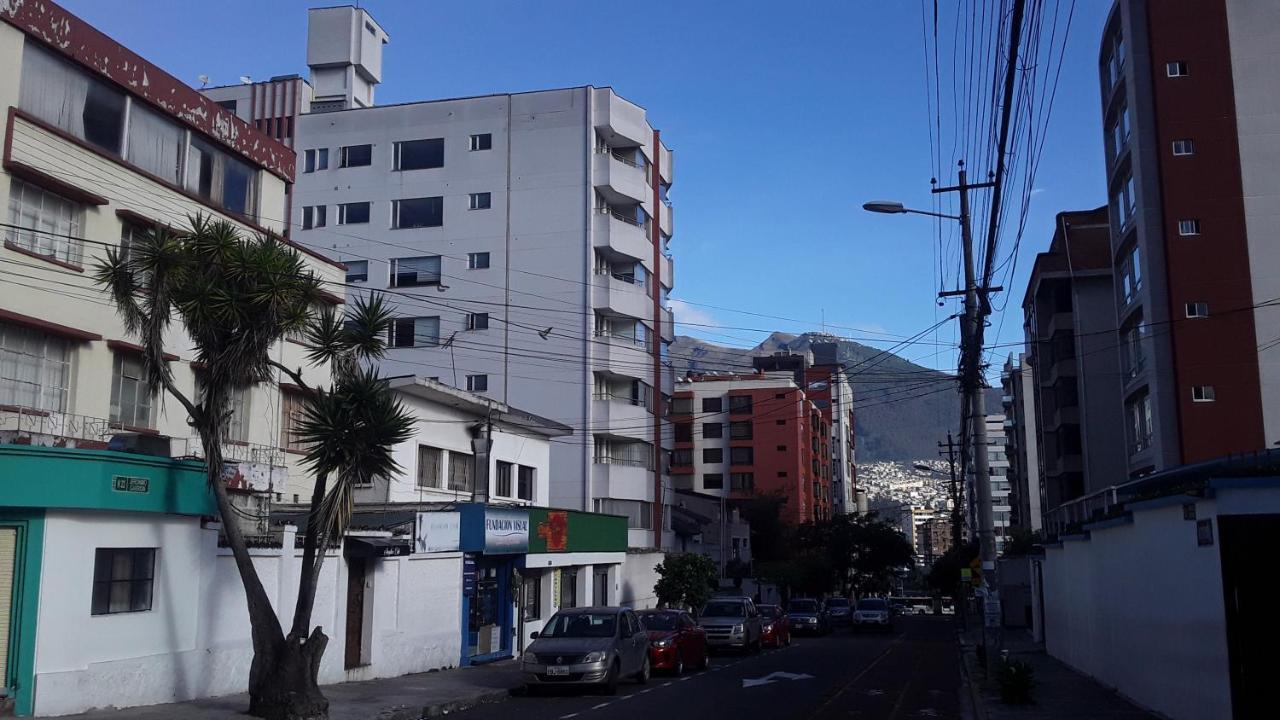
[{"left": 95, "top": 216, "right": 413, "bottom": 720}]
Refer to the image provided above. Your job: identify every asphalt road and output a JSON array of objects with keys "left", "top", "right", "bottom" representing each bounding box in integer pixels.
[{"left": 455, "top": 615, "right": 962, "bottom": 720}]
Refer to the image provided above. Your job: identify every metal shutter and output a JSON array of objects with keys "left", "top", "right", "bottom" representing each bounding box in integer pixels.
[{"left": 0, "top": 527, "right": 16, "bottom": 689}]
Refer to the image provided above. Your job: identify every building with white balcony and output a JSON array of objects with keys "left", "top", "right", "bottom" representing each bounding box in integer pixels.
[
  {"left": 206, "top": 8, "right": 677, "bottom": 550},
  {"left": 967, "top": 414, "right": 1015, "bottom": 553}
]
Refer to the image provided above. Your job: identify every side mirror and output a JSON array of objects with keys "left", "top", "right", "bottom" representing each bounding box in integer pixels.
[{"left": 529, "top": 631, "right": 540, "bottom": 640}]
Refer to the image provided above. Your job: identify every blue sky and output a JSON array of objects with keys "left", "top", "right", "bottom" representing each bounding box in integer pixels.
[{"left": 63, "top": 0, "right": 1113, "bottom": 373}]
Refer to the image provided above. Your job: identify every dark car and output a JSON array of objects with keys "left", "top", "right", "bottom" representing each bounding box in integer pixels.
[
  {"left": 757, "top": 604, "right": 791, "bottom": 648},
  {"left": 786, "top": 598, "right": 829, "bottom": 635},
  {"left": 637, "top": 609, "right": 708, "bottom": 675},
  {"left": 826, "top": 597, "right": 853, "bottom": 626}
]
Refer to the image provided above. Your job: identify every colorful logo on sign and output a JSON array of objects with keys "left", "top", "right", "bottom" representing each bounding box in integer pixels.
[{"left": 537, "top": 511, "right": 569, "bottom": 552}]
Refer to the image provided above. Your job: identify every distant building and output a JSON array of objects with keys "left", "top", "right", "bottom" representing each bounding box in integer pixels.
[
  {"left": 967, "top": 414, "right": 1014, "bottom": 553},
  {"left": 920, "top": 517, "right": 953, "bottom": 564},
  {"left": 670, "top": 488, "right": 752, "bottom": 578},
  {"left": 1001, "top": 354, "right": 1042, "bottom": 533}
]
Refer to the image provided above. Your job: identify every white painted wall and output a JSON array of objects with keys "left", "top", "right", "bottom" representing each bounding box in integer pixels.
[
  {"left": 618, "top": 550, "right": 662, "bottom": 610},
  {"left": 1041, "top": 485, "right": 1280, "bottom": 720},
  {"left": 31, "top": 510, "right": 462, "bottom": 716}
]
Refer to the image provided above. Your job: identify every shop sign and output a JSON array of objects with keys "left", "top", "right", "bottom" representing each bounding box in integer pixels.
[
  {"left": 463, "top": 555, "right": 478, "bottom": 594},
  {"left": 484, "top": 507, "right": 529, "bottom": 554},
  {"left": 536, "top": 511, "right": 569, "bottom": 552},
  {"left": 111, "top": 475, "right": 149, "bottom": 494},
  {"left": 415, "top": 511, "right": 461, "bottom": 553}
]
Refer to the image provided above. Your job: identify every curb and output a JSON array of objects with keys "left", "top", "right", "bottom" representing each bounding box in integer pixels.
[
  {"left": 957, "top": 631, "right": 989, "bottom": 720},
  {"left": 421, "top": 688, "right": 513, "bottom": 718}
]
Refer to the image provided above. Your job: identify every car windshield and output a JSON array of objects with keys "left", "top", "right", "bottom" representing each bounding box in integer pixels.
[
  {"left": 758, "top": 605, "right": 782, "bottom": 618},
  {"left": 859, "top": 599, "right": 888, "bottom": 611},
  {"left": 828, "top": 599, "right": 850, "bottom": 608},
  {"left": 702, "top": 601, "right": 745, "bottom": 618},
  {"left": 639, "top": 613, "right": 679, "bottom": 631},
  {"left": 790, "top": 600, "right": 819, "bottom": 613},
  {"left": 539, "top": 612, "right": 618, "bottom": 638}
]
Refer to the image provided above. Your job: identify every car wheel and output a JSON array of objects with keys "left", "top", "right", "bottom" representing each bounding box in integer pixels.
[
  {"left": 785, "top": 631, "right": 792, "bottom": 647},
  {"left": 603, "top": 660, "right": 620, "bottom": 695},
  {"left": 636, "top": 655, "right": 650, "bottom": 684},
  {"left": 673, "top": 652, "right": 684, "bottom": 676}
]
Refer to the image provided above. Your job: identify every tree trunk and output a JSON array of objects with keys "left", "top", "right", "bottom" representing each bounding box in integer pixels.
[
  {"left": 247, "top": 628, "right": 330, "bottom": 720},
  {"left": 291, "top": 472, "right": 328, "bottom": 638}
]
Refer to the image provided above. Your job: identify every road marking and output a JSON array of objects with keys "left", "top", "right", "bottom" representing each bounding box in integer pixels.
[
  {"left": 742, "top": 671, "right": 815, "bottom": 688},
  {"left": 639, "top": 688, "right": 652, "bottom": 694},
  {"left": 662, "top": 681, "right": 673, "bottom": 687},
  {"left": 617, "top": 694, "right": 632, "bottom": 701},
  {"left": 678, "top": 675, "right": 692, "bottom": 681},
  {"left": 560, "top": 715, "right": 579, "bottom": 719},
  {"left": 591, "top": 702, "right": 611, "bottom": 710}
]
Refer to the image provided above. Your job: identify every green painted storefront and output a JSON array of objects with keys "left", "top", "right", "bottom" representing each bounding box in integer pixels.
[
  {"left": 0, "top": 445, "right": 213, "bottom": 716},
  {"left": 526, "top": 507, "right": 627, "bottom": 554}
]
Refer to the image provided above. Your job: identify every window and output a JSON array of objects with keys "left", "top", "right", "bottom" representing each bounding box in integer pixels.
[
  {"left": 365, "top": 20, "right": 376, "bottom": 35},
  {"left": 195, "top": 379, "right": 249, "bottom": 444},
  {"left": 729, "top": 396, "right": 753, "bottom": 414},
  {"left": 390, "top": 255, "right": 442, "bottom": 287},
  {"left": 517, "top": 465, "right": 535, "bottom": 501},
  {"left": 470, "top": 133, "right": 493, "bottom": 151},
  {"left": 1192, "top": 386, "right": 1216, "bottom": 403},
  {"left": 394, "top": 138, "right": 444, "bottom": 170},
  {"left": 393, "top": 197, "right": 444, "bottom": 229},
  {"left": 1119, "top": 245, "right": 1142, "bottom": 305},
  {"left": 671, "top": 397, "right": 693, "bottom": 415},
  {"left": 1185, "top": 302, "right": 1209, "bottom": 319},
  {"left": 6, "top": 179, "right": 85, "bottom": 267},
  {"left": 126, "top": 103, "right": 184, "bottom": 183},
  {"left": 20, "top": 44, "right": 126, "bottom": 154},
  {"left": 337, "top": 202, "right": 370, "bottom": 225},
  {"left": 777, "top": 471, "right": 788, "bottom": 478},
  {"left": 301, "top": 205, "right": 326, "bottom": 230},
  {"left": 469, "top": 192, "right": 492, "bottom": 210},
  {"left": 703, "top": 473, "right": 724, "bottom": 489},
  {"left": 703, "top": 448, "right": 723, "bottom": 464},
  {"left": 467, "top": 374, "right": 488, "bottom": 392},
  {"left": 91, "top": 548, "right": 155, "bottom": 615},
  {"left": 702, "top": 422, "right": 723, "bottom": 439},
  {"left": 776, "top": 445, "right": 787, "bottom": 451},
  {"left": 448, "top": 451, "right": 473, "bottom": 491},
  {"left": 522, "top": 573, "right": 541, "bottom": 621},
  {"left": 672, "top": 449, "right": 693, "bottom": 466},
  {"left": 674, "top": 423, "right": 693, "bottom": 442},
  {"left": 1112, "top": 173, "right": 1136, "bottom": 229},
  {"left": 110, "top": 353, "right": 152, "bottom": 428},
  {"left": 466, "top": 313, "right": 489, "bottom": 330},
  {"left": 560, "top": 569, "right": 578, "bottom": 609},
  {"left": 594, "top": 499, "right": 652, "bottom": 529},
  {"left": 340, "top": 144, "right": 373, "bottom": 167},
  {"left": 390, "top": 316, "right": 441, "bottom": 348},
  {"left": 216, "top": 99, "right": 237, "bottom": 113},
  {"left": 280, "top": 390, "right": 307, "bottom": 452},
  {"left": 303, "top": 148, "right": 329, "bottom": 173},
  {"left": 0, "top": 323, "right": 71, "bottom": 412},
  {"left": 1122, "top": 321, "right": 1147, "bottom": 379},
  {"left": 1167, "top": 61, "right": 1189, "bottom": 77},
  {"left": 345, "top": 260, "right": 369, "bottom": 284},
  {"left": 467, "top": 252, "right": 490, "bottom": 269},
  {"left": 702, "top": 397, "right": 722, "bottom": 413},
  {"left": 1178, "top": 219, "right": 1201, "bottom": 236},
  {"left": 1172, "top": 139, "right": 1195, "bottom": 156},
  {"left": 417, "top": 445, "right": 442, "bottom": 488},
  {"left": 186, "top": 136, "right": 257, "bottom": 217},
  {"left": 730, "top": 447, "right": 754, "bottom": 465},
  {"left": 776, "top": 419, "right": 786, "bottom": 425},
  {"left": 1109, "top": 106, "right": 1130, "bottom": 160},
  {"left": 729, "top": 421, "right": 753, "bottom": 439},
  {"left": 593, "top": 436, "right": 653, "bottom": 468},
  {"left": 1127, "top": 392, "right": 1154, "bottom": 453},
  {"left": 730, "top": 472, "right": 754, "bottom": 491},
  {"left": 496, "top": 460, "right": 513, "bottom": 497}
]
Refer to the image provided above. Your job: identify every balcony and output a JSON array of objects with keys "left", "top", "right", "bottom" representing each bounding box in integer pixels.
[
  {"left": 593, "top": 209, "right": 653, "bottom": 266},
  {"left": 660, "top": 201, "right": 673, "bottom": 236},
  {"left": 593, "top": 331, "right": 653, "bottom": 378},
  {"left": 1046, "top": 404, "right": 1080, "bottom": 431},
  {"left": 1045, "top": 310, "right": 1075, "bottom": 338},
  {"left": 594, "top": 149, "right": 651, "bottom": 206},
  {"left": 591, "top": 462, "right": 654, "bottom": 501},
  {"left": 658, "top": 141, "right": 674, "bottom": 184},
  {"left": 591, "top": 397, "right": 652, "bottom": 440},
  {"left": 659, "top": 253, "right": 674, "bottom": 290},
  {"left": 0, "top": 407, "right": 114, "bottom": 448},
  {"left": 593, "top": 88, "right": 654, "bottom": 151},
  {"left": 1041, "top": 357, "right": 1078, "bottom": 387},
  {"left": 593, "top": 271, "right": 653, "bottom": 323},
  {"left": 659, "top": 306, "right": 675, "bottom": 342}
]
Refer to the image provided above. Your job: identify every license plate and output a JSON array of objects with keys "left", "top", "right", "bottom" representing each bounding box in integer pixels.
[{"left": 547, "top": 666, "right": 569, "bottom": 676}]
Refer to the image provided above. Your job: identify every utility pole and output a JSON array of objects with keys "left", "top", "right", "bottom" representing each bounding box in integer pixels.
[
  {"left": 938, "top": 432, "right": 962, "bottom": 553},
  {"left": 933, "top": 161, "right": 998, "bottom": 669}
]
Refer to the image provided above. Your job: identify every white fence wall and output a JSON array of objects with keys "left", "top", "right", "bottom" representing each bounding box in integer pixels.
[
  {"left": 1041, "top": 485, "right": 1280, "bottom": 720},
  {"left": 33, "top": 510, "right": 462, "bottom": 716},
  {"left": 619, "top": 550, "right": 663, "bottom": 610}
]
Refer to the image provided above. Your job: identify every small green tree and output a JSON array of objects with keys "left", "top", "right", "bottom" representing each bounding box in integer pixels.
[
  {"left": 654, "top": 553, "right": 718, "bottom": 613},
  {"left": 95, "top": 217, "right": 414, "bottom": 720}
]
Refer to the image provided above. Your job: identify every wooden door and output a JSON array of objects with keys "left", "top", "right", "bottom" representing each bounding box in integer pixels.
[{"left": 344, "top": 559, "right": 366, "bottom": 669}]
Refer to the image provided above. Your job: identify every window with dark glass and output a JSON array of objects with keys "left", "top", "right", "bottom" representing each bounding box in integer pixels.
[
  {"left": 523, "top": 572, "right": 541, "bottom": 620},
  {"left": 496, "top": 460, "right": 513, "bottom": 497},
  {"left": 731, "top": 447, "right": 754, "bottom": 465},
  {"left": 390, "top": 316, "right": 440, "bottom": 348},
  {"left": 466, "top": 313, "right": 489, "bottom": 330},
  {"left": 703, "top": 422, "right": 722, "bottom": 439},
  {"left": 671, "top": 397, "right": 693, "bottom": 415},
  {"left": 304, "top": 148, "right": 329, "bottom": 173},
  {"left": 302, "top": 205, "right": 326, "bottom": 230},
  {"left": 702, "top": 397, "right": 722, "bottom": 413},
  {"left": 467, "top": 374, "right": 488, "bottom": 392},
  {"left": 470, "top": 133, "right": 493, "bottom": 151},
  {"left": 337, "top": 201, "right": 370, "bottom": 225},
  {"left": 468, "top": 252, "right": 490, "bottom": 269},
  {"left": 517, "top": 465, "right": 535, "bottom": 501},
  {"left": 393, "top": 196, "right": 444, "bottom": 229},
  {"left": 186, "top": 136, "right": 257, "bottom": 217},
  {"left": 703, "top": 448, "right": 723, "bottom": 464},
  {"left": 672, "top": 449, "right": 693, "bottom": 466},
  {"left": 340, "top": 144, "right": 373, "bottom": 167},
  {"left": 469, "top": 192, "right": 492, "bottom": 210},
  {"left": 394, "top": 138, "right": 444, "bottom": 170},
  {"left": 390, "top": 256, "right": 442, "bottom": 287},
  {"left": 703, "top": 473, "right": 724, "bottom": 489},
  {"left": 20, "top": 44, "right": 126, "bottom": 155},
  {"left": 730, "top": 472, "right": 754, "bottom": 491},
  {"left": 448, "top": 451, "right": 473, "bottom": 491},
  {"left": 730, "top": 421, "right": 752, "bottom": 439},
  {"left": 729, "top": 396, "right": 752, "bottom": 413},
  {"left": 91, "top": 548, "right": 155, "bottom": 615},
  {"left": 675, "top": 423, "right": 692, "bottom": 442},
  {"left": 345, "top": 260, "right": 368, "bottom": 284}
]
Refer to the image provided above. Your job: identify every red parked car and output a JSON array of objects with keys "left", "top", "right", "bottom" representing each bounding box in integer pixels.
[
  {"left": 637, "top": 609, "right": 709, "bottom": 675},
  {"left": 757, "top": 605, "right": 792, "bottom": 648}
]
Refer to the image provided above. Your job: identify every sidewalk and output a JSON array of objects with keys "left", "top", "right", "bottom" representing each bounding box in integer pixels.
[
  {"left": 960, "top": 627, "right": 1158, "bottom": 720},
  {"left": 67, "top": 660, "right": 522, "bottom": 720}
]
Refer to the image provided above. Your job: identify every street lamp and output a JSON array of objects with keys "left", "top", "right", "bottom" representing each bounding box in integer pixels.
[
  {"left": 862, "top": 201, "right": 960, "bottom": 221},
  {"left": 913, "top": 463, "right": 944, "bottom": 475}
]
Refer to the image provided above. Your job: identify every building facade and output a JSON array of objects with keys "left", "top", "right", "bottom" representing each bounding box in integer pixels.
[
  {"left": 1099, "top": 0, "right": 1280, "bottom": 479},
  {"left": 967, "top": 413, "right": 1014, "bottom": 553},
  {"left": 1000, "top": 354, "right": 1042, "bottom": 533},
  {"left": 0, "top": 2, "right": 344, "bottom": 512},
  {"left": 1021, "top": 207, "right": 1128, "bottom": 523},
  {"left": 206, "top": 7, "right": 677, "bottom": 550}
]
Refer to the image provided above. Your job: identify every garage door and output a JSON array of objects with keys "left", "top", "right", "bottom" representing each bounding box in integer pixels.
[{"left": 0, "top": 527, "right": 15, "bottom": 692}]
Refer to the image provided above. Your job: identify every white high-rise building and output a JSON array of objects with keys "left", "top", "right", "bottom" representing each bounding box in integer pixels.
[
  {"left": 968, "top": 413, "right": 1014, "bottom": 553},
  {"left": 206, "top": 7, "right": 677, "bottom": 550}
]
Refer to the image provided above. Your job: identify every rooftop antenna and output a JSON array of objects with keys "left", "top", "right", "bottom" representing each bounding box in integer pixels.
[{"left": 239, "top": 75, "right": 253, "bottom": 85}]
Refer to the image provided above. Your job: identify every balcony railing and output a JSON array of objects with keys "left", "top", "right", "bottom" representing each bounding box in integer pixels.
[
  {"left": 0, "top": 406, "right": 114, "bottom": 444},
  {"left": 173, "top": 437, "right": 287, "bottom": 468},
  {"left": 592, "top": 391, "right": 651, "bottom": 410}
]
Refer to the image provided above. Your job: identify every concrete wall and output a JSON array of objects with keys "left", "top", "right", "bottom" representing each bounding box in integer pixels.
[
  {"left": 31, "top": 510, "right": 461, "bottom": 716},
  {"left": 1041, "top": 484, "right": 1280, "bottom": 720},
  {"left": 618, "top": 550, "right": 662, "bottom": 610}
]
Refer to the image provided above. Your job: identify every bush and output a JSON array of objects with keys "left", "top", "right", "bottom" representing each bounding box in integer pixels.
[{"left": 998, "top": 657, "right": 1035, "bottom": 705}]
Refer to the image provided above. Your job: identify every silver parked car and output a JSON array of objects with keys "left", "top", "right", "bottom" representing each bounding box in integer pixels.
[
  {"left": 522, "top": 607, "right": 650, "bottom": 694},
  {"left": 698, "top": 597, "right": 763, "bottom": 652},
  {"left": 852, "top": 597, "right": 893, "bottom": 632}
]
